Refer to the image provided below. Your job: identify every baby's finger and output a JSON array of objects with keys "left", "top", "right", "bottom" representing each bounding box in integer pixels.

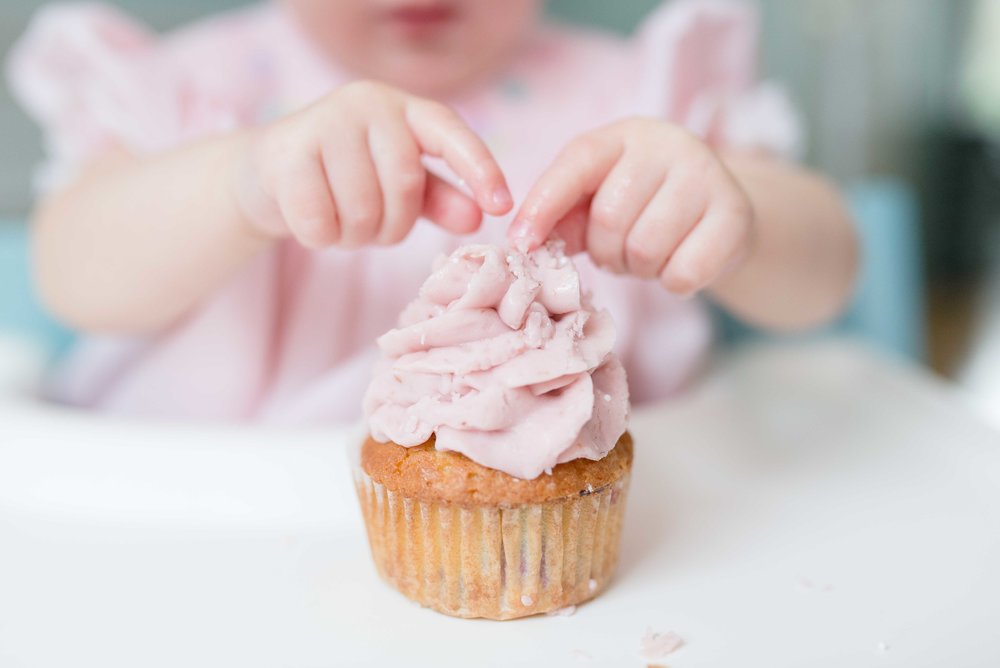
[
  {"left": 276, "top": 152, "right": 339, "bottom": 249},
  {"left": 660, "top": 199, "right": 751, "bottom": 297},
  {"left": 369, "top": 118, "right": 425, "bottom": 245},
  {"left": 510, "top": 132, "right": 622, "bottom": 250},
  {"left": 323, "top": 126, "right": 384, "bottom": 248},
  {"left": 423, "top": 173, "right": 483, "bottom": 235},
  {"left": 551, "top": 200, "right": 590, "bottom": 255},
  {"left": 624, "top": 172, "right": 707, "bottom": 279},
  {"left": 586, "top": 160, "right": 664, "bottom": 273},
  {"left": 405, "top": 98, "right": 512, "bottom": 216}
]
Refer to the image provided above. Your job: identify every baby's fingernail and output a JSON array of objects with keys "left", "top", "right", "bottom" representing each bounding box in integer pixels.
[
  {"left": 509, "top": 220, "right": 537, "bottom": 251},
  {"left": 491, "top": 187, "right": 513, "bottom": 211}
]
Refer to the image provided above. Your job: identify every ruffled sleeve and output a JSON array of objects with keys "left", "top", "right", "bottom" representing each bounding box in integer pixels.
[
  {"left": 6, "top": 3, "right": 265, "bottom": 192},
  {"left": 634, "top": 0, "right": 804, "bottom": 158}
]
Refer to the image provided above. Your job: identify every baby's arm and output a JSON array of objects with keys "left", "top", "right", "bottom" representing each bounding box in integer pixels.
[
  {"left": 508, "top": 119, "right": 857, "bottom": 331},
  {"left": 33, "top": 82, "right": 512, "bottom": 333},
  {"left": 34, "top": 135, "right": 266, "bottom": 333},
  {"left": 707, "top": 152, "right": 857, "bottom": 329}
]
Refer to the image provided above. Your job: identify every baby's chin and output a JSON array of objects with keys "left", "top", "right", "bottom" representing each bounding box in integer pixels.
[
  {"left": 380, "top": 69, "right": 481, "bottom": 100},
  {"left": 347, "top": 50, "right": 508, "bottom": 100}
]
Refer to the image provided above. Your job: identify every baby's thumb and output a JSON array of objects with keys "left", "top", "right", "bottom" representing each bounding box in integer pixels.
[{"left": 422, "top": 174, "right": 484, "bottom": 235}]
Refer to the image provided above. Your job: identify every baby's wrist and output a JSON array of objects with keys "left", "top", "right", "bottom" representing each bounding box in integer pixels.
[{"left": 228, "top": 128, "right": 289, "bottom": 241}]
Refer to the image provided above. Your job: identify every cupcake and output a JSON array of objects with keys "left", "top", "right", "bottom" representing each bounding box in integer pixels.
[{"left": 358, "top": 242, "right": 631, "bottom": 620}]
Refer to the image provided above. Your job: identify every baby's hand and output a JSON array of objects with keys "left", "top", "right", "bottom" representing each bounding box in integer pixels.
[
  {"left": 508, "top": 119, "right": 753, "bottom": 297},
  {"left": 236, "top": 81, "right": 512, "bottom": 248}
]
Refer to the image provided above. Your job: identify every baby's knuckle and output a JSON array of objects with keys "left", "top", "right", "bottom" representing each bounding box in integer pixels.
[
  {"left": 395, "top": 168, "right": 425, "bottom": 197},
  {"left": 431, "top": 101, "right": 462, "bottom": 123},
  {"left": 692, "top": 138, "right": 718, "bottom": 162},
  {"left": 293, "top": 231, "right": 324, "bottom": 250},
  {"left": 345, "top": 205, "right": 381, "bottom": 234},
  {"left": 626, "top": 236, "right": 658, "bottom": 265},
  {"left": 301, "top": 218, "right": 338, "bottom": 248},
  {"left": 413, "top": 98, "right": 461, "bottom": 129},
  {"left": 587, "top": 243, "right": 621, "bottom": 273},
  {"left": 669, "top": 123, "right": 701, "bottom": 144},
  {"left": 272, "top": 175, "right": 302, "bottom": 209},
  {"left": 662, "top": 273, "right": 694, "bottom": 296},
  {"left": 380, "top": 222, "right": 411, "bottom": 246},
  {"left": 666, "top": 130, "right": 706, "bottom": 159},
  {"left": 390, "top": 226, "right": 411, "bottom": 245},
  {"left": 286, "top": 212, "right": 324, "bottom": 247},
  {"left": 618, "top": 116, "right": 656, "bottom": 136},
  {"left": 341, "top": 80, "right": 387, "bottom": 101},
  {"left": 589, "top": 200, "right": 622, "bottom": 232},
  {"left": 565, "top": 134, "right": 602, "bottom": 163},
  {"left": 662, "top": 262, "right": 704, "bottom": 294},
  {"left": 728, "top": 195, "right": 755, "bottom": 225},
  {"left": 258, "top": 127, "right": 302, "bottom": 169}
]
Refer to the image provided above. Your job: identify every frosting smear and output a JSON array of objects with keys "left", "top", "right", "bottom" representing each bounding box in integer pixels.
[{"left": 364, "top": 242, "right": 629, "bottom": 480}]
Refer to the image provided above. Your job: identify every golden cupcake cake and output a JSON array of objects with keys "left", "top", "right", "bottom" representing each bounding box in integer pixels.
[{"left": 358, "top": 242, "right": 631, "bottom": 620}]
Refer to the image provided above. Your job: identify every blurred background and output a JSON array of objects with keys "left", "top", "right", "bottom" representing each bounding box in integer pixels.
[{"left": 2, "top": 0, "right": 1000, "bottom": 422}]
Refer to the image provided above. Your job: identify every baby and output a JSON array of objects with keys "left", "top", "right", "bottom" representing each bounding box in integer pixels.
[{"left": 7, "top": 0, "right": 857, "bottom": 421}]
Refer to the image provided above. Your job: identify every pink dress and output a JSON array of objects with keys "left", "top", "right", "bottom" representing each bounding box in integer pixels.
[{"left": 6, "top": 0, "right": 800, "bottom": 423}]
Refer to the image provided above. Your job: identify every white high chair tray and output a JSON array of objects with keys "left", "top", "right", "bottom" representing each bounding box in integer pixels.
[{"left": 1, "top": 339, "right": 998, "bottom": 668}]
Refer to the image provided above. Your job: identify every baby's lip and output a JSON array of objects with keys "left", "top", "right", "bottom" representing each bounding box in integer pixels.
[{"left": 383, "top": 2, "right": 458, "bottom": 28}]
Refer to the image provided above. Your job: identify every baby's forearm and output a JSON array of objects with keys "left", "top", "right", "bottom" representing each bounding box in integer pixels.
[
  {"left": 709, "top": 154, "right": 858, "bottom": 331},
  {"left": 32, "top": 132, "right": 269, "bottom": 333},
  {"left": 32, "top": 83, "right": 514, "bottom": 335}
]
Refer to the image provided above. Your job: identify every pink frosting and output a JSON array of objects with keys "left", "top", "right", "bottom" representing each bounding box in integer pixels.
[{"left": 364, "top": 242, "right": 629, "bottom": 479}]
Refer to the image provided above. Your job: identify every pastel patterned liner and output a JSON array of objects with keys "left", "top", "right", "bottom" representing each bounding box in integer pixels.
[{"left": 354, "top": 469, "right": 631, "bottom": 620}]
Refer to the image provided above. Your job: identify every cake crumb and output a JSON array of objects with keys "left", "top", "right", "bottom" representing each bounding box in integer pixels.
[
  {"left": 521, "top": 594, "right": 533, "bottom": 606},
  {"left": 547, "top": 605, "right": 576, "bottom": 617},
  {"left": 603, "top": 393, "right": 611, "bottom": 402},
  {"left": 639, "top": 628, "right": 683, "bottom": 663},
  {"left": 570, "top": 649, "right": 592, "bottom": 662},
  {"left": 588, "top": 579, "right": 598, "bottom": 592}
]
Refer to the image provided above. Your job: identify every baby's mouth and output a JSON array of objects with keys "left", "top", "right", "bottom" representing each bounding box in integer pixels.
[{"left": 383, "top": 2, "right": 459, "bottom": 31}]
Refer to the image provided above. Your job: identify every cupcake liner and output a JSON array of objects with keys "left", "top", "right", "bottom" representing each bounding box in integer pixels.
[{"left": 354, "top": 468, "right": 630, "bottom": 620}]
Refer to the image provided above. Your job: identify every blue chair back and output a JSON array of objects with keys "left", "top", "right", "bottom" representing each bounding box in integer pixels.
[
  {"left": 842, "top": 179, "right": 925, "bottom": 359},
  {"left": 0, "top": 221, "right": 75, "bottom": 354}
]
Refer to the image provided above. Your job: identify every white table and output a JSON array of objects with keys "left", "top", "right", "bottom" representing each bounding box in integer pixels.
[{"left": 1, "top": 339, "right": 998, "bottom": 667}]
